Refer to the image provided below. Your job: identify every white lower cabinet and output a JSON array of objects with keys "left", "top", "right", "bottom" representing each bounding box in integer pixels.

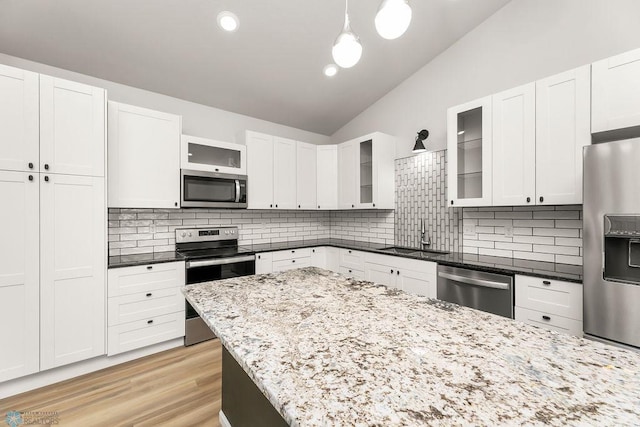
[
  {"left": 107, "top": 262, "right": 185, "bottom": 356},
  {"left": 0, "top": 171, "right": 39, "bottom": 382},
  {"left": 255, "top": 252, "right": 273, "bottom": 274},
  {"left": 364, "top": 253, "right": 437, "bottom": 297},
  {"left": 514, "top": 274, "right": 583, "bottom": 336},
  {"left": 310, "top": 247, "right": 339, "bottom": 271}
]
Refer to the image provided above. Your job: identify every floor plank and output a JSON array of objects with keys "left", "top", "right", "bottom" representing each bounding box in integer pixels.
[{"left": 0, "top": 340, "right": 221, "bottom": 426}]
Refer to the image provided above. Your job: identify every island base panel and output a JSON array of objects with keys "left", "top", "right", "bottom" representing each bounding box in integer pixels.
[{"left": 222, "top": 347, "right": 289, "bottom": 427}]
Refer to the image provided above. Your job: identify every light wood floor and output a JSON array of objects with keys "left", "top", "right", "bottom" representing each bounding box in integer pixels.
[{"left": 0, "top": 340, "right": 222, "bottom": 427}]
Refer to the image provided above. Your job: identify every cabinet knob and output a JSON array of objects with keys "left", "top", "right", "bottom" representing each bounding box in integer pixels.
[
  {"left": 275, "top": 204, "right": 278, "bottom": 208},
  {"left": 258, "top": 255, "right": 261, "bottom": 259},
  {"left": 351, "top": 204, "right": 355, "bottom": 208},
  {"left": 318, "top": 205, "right": 320, "bottom": 209},
  {"left": 146, "top": 293, "right": 152, "bottom": 297},
  {"left": 390, "top": 269, "right": 394, "bottom": 274},
  {"left": 526, "top": 197, "right": 531, "bottom": 203},
  {"left": 348, "top": 269, "right": 352, "bottom": 273},
  {"left": 28, "top": 162, "right": 34, "bottom": 169},
  {"left": 539, "top": 196, "right": 544, "bottom": 203},
  {"left": 44, "top": 164, "right": 49, "bottom": 170},
  {"left": 292, "top": 260, "right": 296, "bottom": 263},
  {"left": 348, "top": 250, "right": 352, "bottom": 253},
  {"left": 292, "top": 250, "right": 295, "bottom": 253},
  {"left": 215, "top": 168, "right": 219, "bottom": 172},
  {"left": 312, "top": 249, "right": 315, "bottom": 253},
  {"left": 542, "top": 315, "right": 551, "bottom": 321},
  {"left": 147, "top": 320, "right": 154, "bottom": 324},
  {"left": 28, "top": 175, "right": 33, "bottom": 181},
  {"left": 44, "top": 176, "right": 49, "bottom": 182},
  {"left": 397, "top": 270, "right": 400, "bottom": 275},
  {"left": 270, "top": 204, "right": 273, "bottom": 208},
  {"left": 451, "top": 200, "right": 454, "bottom": 205},
  {"left": 373, "top": 203, "right": 376, "bottom": 207},
  {"left": 542, "top": 280, "right": 551, "bottom": 286},
  {"left": 175, "top": 202, "right": 178, "bottom": 207}
]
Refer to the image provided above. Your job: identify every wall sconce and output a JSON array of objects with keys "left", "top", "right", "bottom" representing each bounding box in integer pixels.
[{"left": 412, "top": 129, "right": 429, "bottom": 153}]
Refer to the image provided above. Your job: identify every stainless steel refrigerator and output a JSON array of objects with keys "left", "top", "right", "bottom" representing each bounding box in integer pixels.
[{"left": 584, "top": 137, "right": 640, "bottom": 349}]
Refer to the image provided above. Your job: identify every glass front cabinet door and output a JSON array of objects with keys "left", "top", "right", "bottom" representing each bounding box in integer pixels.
[
  {"left": 447, "top": 96, "right": 492, "bottom": 207},
  {"left": 181, "top": 134, "right": 247, "bottom": 175}
]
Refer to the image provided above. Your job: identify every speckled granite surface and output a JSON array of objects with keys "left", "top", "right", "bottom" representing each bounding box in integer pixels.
[{"left": 183, "top": 267, "right": 639, "bottom": 426}]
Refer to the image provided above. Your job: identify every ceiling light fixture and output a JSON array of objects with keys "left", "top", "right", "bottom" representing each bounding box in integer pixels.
[
  {"left": 217, "top": 11, "right": 239, "bottom": 32},
  {"left": 323, "top": 64, "right": 339, "bottom": 77},
  {"left": 332, "top": 0, "right": 362, "bottom": 69},
  {"left": 375, "top": 0, "right": 412, "bottom": 40},
  {"left": 413, "top": 129, "right": 429, "bottom": 153}
]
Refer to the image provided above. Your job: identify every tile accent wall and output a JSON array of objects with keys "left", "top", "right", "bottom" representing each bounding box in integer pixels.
[
  {"left": 108, "top": 208, "right": 394, "bottom": 256},
  {"left": 461, "top": 206, "right": 583, "bottom": 265},
  {"left": 395, "top": 150, "right": 462, "bottom": 253}
]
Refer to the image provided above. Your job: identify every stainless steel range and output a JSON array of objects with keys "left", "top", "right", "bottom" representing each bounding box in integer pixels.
[{"left": 176, "top": 227, "right": 255, "bottom": 346}]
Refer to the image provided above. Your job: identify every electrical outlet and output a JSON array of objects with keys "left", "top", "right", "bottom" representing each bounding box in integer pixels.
[
  {"left": 504, "top": 225, "right": 514, "bottom": 238},
  {"left": 463, "top": 224, "right": 476, "bottom": 235}
]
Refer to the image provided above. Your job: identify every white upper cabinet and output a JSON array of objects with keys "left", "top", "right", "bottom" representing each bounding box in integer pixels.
[
  {"left": 181, "top": 134, "right": 246, "bottom": 175},
  {"left": 0, "top": 170, "right": 39, "bottom": 382},
  {"left": 0, "top": 64, "right": 39, "bottom": 173},
  {"left": 273, "top": 137, "right": 297, "bottom": 209},
  {"left": 108, "top": 102, "right": 181, "bottom": 209},
  {"left": 338, "top": 141, "right": 357, "bottom": 209},
  {"left": 338, "top": 132, "right": 395, "bottom": 209},
  {"left": 40, "top": 174, "right": 105, "bottom": 370},
  {"left": 536, "top": 65, "right": 591, "bottom": 205},
  {"left": 296, "top": 141, "right": 317, "bottom": 209},
  {"left": 592, "top": 47, "right": 640, "bottom": 134},
  {"left": 316, "top": 145, "right": 338, "bottom": 210},
  {"left": 245, "top": 131, "right": 274, "bottom": 209},
  {"left": 447, "top": 96, "right": 493, "bottom": 207},
  {"left": 492, "top": 83, "right": 536, "bottom": 206},
  {"left": 40, "top": 76, "right": 106, "bottom": 177}
]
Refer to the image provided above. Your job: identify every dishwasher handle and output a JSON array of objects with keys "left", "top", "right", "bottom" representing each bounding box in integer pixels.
[{"left": 438, "top": 271, "right": 510, "bottom": 290}]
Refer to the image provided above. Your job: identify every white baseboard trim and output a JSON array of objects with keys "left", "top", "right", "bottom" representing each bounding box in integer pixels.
[
  {"left": 219, "top": 410, "right": 232, "bottom": 427},
  {"left": 0, "top": 338, "right": 184, "bottom": 399}
]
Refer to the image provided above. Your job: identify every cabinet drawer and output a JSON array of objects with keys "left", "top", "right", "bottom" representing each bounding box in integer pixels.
[
  {"left": 108, "top": 287, "right": 185, "bottom": 326},
  {"left": 339, "top": 249, "right": 364, "bottom": 271},
  {"left": 108, "top": 261, "right": 185, "bottom": 297},
  {"left": 515, "top": 307, "right": 583, "bottom": 337},
  {"left": 515, "top": 275, "right": 582, "bottom": 320},
  {"left": 339, "top": 266, "right": 365, "bottom": 280},
  {"left": 272, "top": 248, "right": 311, "bottom": 261},
  {"left": 273, "top": 257, "right": 311, "bottom": 272},
  {"left": 107, "top": 311, "right": 185, "bottom": 356}
]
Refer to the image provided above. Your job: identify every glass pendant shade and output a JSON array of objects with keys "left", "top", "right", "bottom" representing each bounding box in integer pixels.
[
  {"left": 332, "top": 1, "right": 362, "bottom": 68},
  {"left": 375, "top": 0, "right": 412, "bottom": 40}
]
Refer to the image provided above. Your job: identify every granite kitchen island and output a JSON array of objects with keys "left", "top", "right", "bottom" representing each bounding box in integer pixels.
[{"left": 183, "top": 267, "right": 640, "bottom": 426}]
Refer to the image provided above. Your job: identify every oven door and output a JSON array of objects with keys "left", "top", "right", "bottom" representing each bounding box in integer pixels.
[
  {"left": 181, "top": 169, "right": 247, "bottom": 208},
  {"left": 184, "top": 255, "right": 255, "bottom": 346}
]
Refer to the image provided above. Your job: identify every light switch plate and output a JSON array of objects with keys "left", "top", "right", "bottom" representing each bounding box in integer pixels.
[{"left": 504, "top": 225, "right": 514, "bottom": 238}]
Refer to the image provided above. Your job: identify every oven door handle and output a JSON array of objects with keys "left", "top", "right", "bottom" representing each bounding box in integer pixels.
[
  {"left": 235, "top": 179, "right": 241, "bottom": 203},
  {"left": 438, "top": 272, "right": 510, "bottom": 290},
  {"left": 186, "top": 255, "right": 256, "bottom": 269}
]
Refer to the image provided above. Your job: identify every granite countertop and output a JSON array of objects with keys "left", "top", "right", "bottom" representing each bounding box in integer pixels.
[
  {"left": 183, "top": 267, "right": 640, "bottom": 426},
  {"left": 241, "top": 238, "right": 583, "bottom": 283},
  {"left": 108, "top": 251, "right": 185, "bottom": 268}
]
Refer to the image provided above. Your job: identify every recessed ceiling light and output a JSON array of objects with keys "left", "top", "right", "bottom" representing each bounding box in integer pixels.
[
  {"left": 323, "top": 64, "right": 338, "bottom": 77},
  {"left": 217, "top": 11, "right": 239, "bottom": 32}
]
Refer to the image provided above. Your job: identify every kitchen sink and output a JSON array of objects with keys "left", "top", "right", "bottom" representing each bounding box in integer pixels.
[{"left": 379, "top": 246, "right": 449, "bottom": 256}]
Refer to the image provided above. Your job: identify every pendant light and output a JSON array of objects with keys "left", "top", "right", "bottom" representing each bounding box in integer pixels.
[
  {"left": 412, "top": 129, "right": 429, "bottom": 153},
  {"left": 332, "top": 0, "right": 362, "bottom": 69},
  {"left": 375, "top": 0, "right": 412, "bottom": 40}
]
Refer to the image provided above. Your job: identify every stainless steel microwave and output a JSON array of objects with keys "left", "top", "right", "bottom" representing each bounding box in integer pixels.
[{"left": 181, "top": 169, "right": 247, "bottom": 208}]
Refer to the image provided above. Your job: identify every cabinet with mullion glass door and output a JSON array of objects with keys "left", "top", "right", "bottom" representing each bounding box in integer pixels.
[{"left": 447, "top": 96, "right": 492, "bottom": 207}]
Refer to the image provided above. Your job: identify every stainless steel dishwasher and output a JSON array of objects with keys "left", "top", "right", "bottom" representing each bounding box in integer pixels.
[{"left": 437, "top": 265, "right": 514, "bottom": 318}]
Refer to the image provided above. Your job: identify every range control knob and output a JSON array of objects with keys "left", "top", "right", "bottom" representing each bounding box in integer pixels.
[
  {"left": 188, "top": 232, "right": 193, "bottom": 237},
  {"left": 181, "top": 232, "right": 187, "bottom": 238}
]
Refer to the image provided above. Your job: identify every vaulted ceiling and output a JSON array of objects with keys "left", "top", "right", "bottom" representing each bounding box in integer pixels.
[{"left": 0, "top": 0, "right": 510, "bottom": 135}]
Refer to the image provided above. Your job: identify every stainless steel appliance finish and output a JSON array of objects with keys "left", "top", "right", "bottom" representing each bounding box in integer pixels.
[
  {"left": 437, "top": 265, "right": 514, "bottom": 318},
  {"left": 584, "top": 138, "right": 640, "bottom": 349},
  {"left": 181, "top": 169, "right": 247, "bottom": 208},
  {"left": 176, "top": 226, "right": 255, "bottom": 346}
]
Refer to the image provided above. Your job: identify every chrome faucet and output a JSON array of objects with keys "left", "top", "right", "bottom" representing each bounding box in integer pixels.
[{"left": 420, "top": 218, "right": 431, "bottom": 249}]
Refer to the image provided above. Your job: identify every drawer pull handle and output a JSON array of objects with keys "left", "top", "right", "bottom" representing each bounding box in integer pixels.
[
  {"left": 542, "top": 315, "right": 551, "bottom": 321},
  {"left": 292, "top": 250, "right": 295, "bottom": 253},
  {"left": 542, "top": 280, "right": 551, "bottom": 286},
  {"left": 147, "top": 266, "right": 153, "bottom": 270},
  {"left": 146, "top": 293, "right": 152, "bottom": 297},
  {"left": 147, "top": 320, "right": 154, "bottom": 324},
  {"left": 292, "top": 260, "right": 296, "bottom": 263}
]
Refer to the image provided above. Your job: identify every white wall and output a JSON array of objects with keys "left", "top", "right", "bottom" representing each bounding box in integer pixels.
[
  {"left": 331, "top": 0, "right": 640, "bottom": 157},
  {"left": 0, "top": 53, "right": 331, "bottom": 145}
]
